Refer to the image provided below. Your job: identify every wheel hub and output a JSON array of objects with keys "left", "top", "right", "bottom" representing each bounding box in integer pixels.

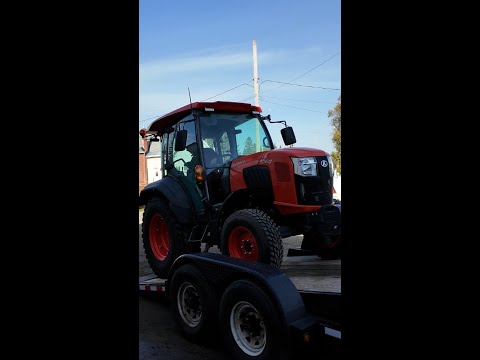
[
  {"left": 230, "top": 301, "right": 266, "bottom": 355},
  {"left": 177, "top": 283, "right": 202, "bottom": 327},
  {"left": 240, "top": 239, "right": 254, "bottom": 254},
  {"left": 228, "top": 226, "right": 259, "bottom": 261}
]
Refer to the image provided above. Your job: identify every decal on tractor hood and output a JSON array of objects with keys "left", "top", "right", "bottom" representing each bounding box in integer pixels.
[
  {"left": 258, "top": 159, "right": 272, "bottom": 164},
  {"left": 231, "top": 159, "right": 246, "bottom": 168}
]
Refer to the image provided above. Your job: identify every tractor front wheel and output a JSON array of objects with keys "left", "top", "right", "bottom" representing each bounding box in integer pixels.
[{"left": 221, "top": 209, "right": 283, "bottom": 268}]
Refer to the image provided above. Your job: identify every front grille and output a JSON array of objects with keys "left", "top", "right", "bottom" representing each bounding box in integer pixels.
[
  {"left": 243, "top": 166, "right": 273, "bottom": 190},
  {"left": 295, "top": 156, "right": 333, "bottom": 205}
]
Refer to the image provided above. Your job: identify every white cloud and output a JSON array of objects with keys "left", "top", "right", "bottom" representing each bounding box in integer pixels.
[{"left": 138, "top": 46, "right": 302, "bottom": 82}]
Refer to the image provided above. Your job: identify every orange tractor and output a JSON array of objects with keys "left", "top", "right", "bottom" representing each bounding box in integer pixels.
[{"left": 139, "top": 101, "right": 341, "bottom": 278}]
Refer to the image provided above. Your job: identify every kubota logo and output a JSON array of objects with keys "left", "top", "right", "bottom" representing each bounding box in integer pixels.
[{"left": 320, "top": 160, "right": 328, "bottom": 167}]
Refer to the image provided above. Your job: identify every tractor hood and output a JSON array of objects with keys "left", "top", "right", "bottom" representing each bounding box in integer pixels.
[{"left": 266, "top": 147, "right": 329, "bottom": 158}]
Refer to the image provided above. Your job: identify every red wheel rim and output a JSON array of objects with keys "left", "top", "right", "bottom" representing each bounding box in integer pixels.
[
  {"left": 228, "top": 226, "right": 259, "bottom": 261},
  {"left": 149, "top": 213, "right": 169, "bottom": 260}
]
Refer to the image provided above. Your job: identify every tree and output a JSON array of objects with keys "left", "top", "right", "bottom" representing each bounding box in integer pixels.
[
  {"left": 328, "top": 95, "right": 341, "bottom": 175},
  {"left": 243, "top": 137, "right": 256, "bottom": 155}
]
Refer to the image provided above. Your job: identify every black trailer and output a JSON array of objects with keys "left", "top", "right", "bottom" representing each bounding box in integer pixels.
[{"left": 139, "top": 251, "right": 341, "bottom": 360}]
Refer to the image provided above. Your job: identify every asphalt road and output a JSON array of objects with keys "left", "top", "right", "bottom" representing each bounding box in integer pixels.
[{"left": 139, "top": 293, "right": 227, "bottom": 360}]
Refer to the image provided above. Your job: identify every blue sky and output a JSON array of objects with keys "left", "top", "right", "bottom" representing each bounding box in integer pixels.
[{"left": 139, "top": 0, "right": 340, "bottom": 153}]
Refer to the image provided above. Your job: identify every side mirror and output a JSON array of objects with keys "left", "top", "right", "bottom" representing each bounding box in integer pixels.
[
  {"left": 164, "top": 126, "right": 174, "bottom": 134},
  {"left": 281, "top": 127, "right": 296, "bottom": 146},
  {"left": 146, "top": 135, "right": 159, "bottom": 154},
  {"left": 174, "top": 129, "right": 187, "bottom": 151}
]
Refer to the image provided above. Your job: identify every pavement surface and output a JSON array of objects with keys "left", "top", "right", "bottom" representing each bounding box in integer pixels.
[{"left": 139, "top": 294, "right": 227, "bottom": 360}]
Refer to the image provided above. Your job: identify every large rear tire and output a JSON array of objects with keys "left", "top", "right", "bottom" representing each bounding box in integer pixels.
[
  {"left": 221, "top": 209, "right": 283, "bottom": 268},
  {"left": 219, "top": 280, "right": 290, "bottom": 360},
  {"left": 142, "top": 197, "right": 187, "bottom": 278}
]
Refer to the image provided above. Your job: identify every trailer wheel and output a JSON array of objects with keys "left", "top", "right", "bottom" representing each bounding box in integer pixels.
[
  {"left": 142, "top": 197, "right": 186, "bottom": 278},
  {"left": 219, "top": 280, "right": 289, "bottom": 360},
  {"left": 302, "top": 231, "right": 341, "bottom": 260},
  {"left": 221, "top": 209, "right": 283, "bottom": 268},
  {"left": 169, "top": 264, "right": 218, "bottom": 343}
]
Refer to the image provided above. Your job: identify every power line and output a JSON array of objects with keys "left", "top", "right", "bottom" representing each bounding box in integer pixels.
[
  {"left": 240, "top": 51, "right": 341, "bottom": 103},
  {"left": 140, "top": 116, "right": 160, "bottom": 123},
  {"left": 201, "top": 83, "right": 253, "bottom": 101},
  {"left": 139, "top": 83, "right": 253, "bottom": 124},
  {"left": 261, "top": 95, "right": 336, "bottom": 104},
  {"left": 238, "top": 93, "right": 337, "bottom": 106},
  {"left": 260, "top": 80, "right": 340, "bottom": 91},
  {"left": 260, "top": 97, "right": 323, "bottom": 113},
  {"left": 238, "top": 95, "right": 255, "bottom": 102},
  {"left": 140, "top": 51, "right": 341, "bottom": 121},
  {"left": 290, "top": 50, "right": 341, "bottom": 82},
  {"left": 261, "top": 50, "right": 341, "bottom": 94}
]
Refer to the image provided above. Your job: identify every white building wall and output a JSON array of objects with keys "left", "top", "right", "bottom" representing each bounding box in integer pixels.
[
  {"left": 146, "top": 156, "right": 162, "bottom": 183},
  {"left": 333, "top": 171, "right": 341, "bottom": 200}
]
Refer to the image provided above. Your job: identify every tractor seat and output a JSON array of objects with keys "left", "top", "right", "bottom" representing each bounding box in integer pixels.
[{"left": 203, "top": 148, "right": 222, "bottom": 167}]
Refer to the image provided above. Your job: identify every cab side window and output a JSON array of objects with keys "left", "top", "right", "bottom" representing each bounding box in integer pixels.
[
  {"left": 219, "top": 131, "right": 231, "bottom": 162},
  {"left": 172, "top": 120, "right": 197, "bottom": 179}
]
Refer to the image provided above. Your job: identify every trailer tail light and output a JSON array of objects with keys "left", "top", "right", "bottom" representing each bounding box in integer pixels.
[
  {"left": 304, "top": 333, "right": 311, "bottom": 343},
  {"left": 195, "top": 165, "right": 204, "bottom": 182}
]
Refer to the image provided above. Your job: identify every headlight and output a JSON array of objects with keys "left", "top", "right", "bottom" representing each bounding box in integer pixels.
[
  {"left": 292, "top": 157, "right": 318, "bottom": 176},
  {"left": 327, "top": 155, "right": 334, "bottom": 177}
]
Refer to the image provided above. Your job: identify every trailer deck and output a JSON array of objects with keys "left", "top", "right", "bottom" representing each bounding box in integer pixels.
[{"left": 139, "top": 235, "right": 341, "bottom": 295}]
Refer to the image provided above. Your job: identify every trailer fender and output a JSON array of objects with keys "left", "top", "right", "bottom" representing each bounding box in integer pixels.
[{"left": 166, "top": 253, "right": 307, "bottom": 326}]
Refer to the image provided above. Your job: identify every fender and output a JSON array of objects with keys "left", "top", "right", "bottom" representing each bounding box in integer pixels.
[
  {"left": 139, "top": 175, "right": 198, "bottom": 225},
  {"left": 216, "top": 188, "right": 274, "bottom": 232},
  {"left": 166, "top": 253, "right": 307, "bottom": 326}
]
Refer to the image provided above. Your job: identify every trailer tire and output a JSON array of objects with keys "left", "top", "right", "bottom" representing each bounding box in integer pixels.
[
  {"left": 142, "top": 197, "right": 186, "bottom": 278},
  {"left": 221, "top": 209, "right": 283, "bottom": 268},
  {"left": 169, "top": 264, "right": 218, "bottom": 343},
  {"left": 219, "top": 280, "right": 290, "bottom": 360}
]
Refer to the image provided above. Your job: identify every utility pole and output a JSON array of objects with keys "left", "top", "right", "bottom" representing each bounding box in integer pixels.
[
  {"left": 253, "top": 39, "right": 259, "bottom": 106},
  {"left": 253, "top": 39, "right": 260, "bottom": 151}
]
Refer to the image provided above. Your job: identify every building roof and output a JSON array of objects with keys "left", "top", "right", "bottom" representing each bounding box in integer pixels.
[
  {"left": 146, "top": 139, "right": 161, "bottom": 158},
  {"left": 139, "top": 134, "right": 145, "bottom": 153}
]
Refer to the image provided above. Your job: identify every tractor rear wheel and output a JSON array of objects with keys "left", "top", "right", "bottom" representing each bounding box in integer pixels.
[{"left": 142, "top": 197, "right": 187, "bottom": 278}]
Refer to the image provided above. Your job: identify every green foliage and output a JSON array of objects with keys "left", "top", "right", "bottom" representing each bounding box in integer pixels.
[
  {"left": 328, "top": 96, "right": 341, "bottom": 175},
  {"left": 205, "top": 139, "right": 215, "bottom": 149},
  {"left": 243, "top": 137, "right": 256, "bottom": 155}
]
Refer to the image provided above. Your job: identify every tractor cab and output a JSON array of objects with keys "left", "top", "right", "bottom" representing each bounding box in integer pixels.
[{"left": 147, "top": 103, "right": 280, "bottom": 208}]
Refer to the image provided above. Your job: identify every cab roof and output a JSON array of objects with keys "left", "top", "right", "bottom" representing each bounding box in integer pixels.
[{"left": 146, "top": 101, "right": 262, "bottom": 134}]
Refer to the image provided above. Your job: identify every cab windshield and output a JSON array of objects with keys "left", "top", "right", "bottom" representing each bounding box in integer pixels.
[{"left": 198, "top": 112, "right": 273, "bottom": 172}]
